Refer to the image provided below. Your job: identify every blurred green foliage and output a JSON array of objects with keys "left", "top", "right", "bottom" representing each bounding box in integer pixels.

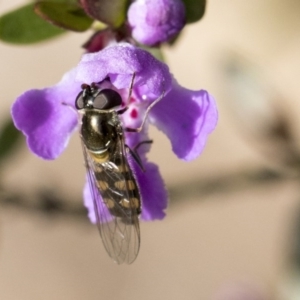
[
  {"left": 0, "top": 3, "right": 65, "bottom": 44},
  {"left": 0, "top": 119, "right": 22, "bottom": 165}
]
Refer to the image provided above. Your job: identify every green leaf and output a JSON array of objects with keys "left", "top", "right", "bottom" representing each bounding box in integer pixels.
[
  {"left": 0, "top": 3, "right": 65, "bottom": 44},
  {"left": 35, "top": 1, "right": 93, "bottom": 32},
  {"left": 182, "top": 0, "right": 206, "bottom": 24},
  {"left": 80, "top": 0, "right": 129, "bottom": 28},
  {"left": 0, "top": 119, "right": 23, "bottom": 164}
]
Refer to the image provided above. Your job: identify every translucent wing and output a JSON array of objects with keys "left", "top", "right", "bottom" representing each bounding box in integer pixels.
[{"left": 81, "top": 136, "right": 141, "bottom": 264}]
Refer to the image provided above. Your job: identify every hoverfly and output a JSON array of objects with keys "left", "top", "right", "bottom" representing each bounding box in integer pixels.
[{"left": 75, "top": 74, "right": 163, "bottom": 264}]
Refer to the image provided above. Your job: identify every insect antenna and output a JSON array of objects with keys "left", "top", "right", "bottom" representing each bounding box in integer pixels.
[
  {"left": 117, "top": 72, "right": 136, "bottom": 115},
  {"left": 127, "top": 72, "right": 136, "bottom": 101}
]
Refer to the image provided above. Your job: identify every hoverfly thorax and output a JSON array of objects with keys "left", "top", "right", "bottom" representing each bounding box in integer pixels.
[{"left": 76, "top": 83, "right": 124, "bottom": 155}]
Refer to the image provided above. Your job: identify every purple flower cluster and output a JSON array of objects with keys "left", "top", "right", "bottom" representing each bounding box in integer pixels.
[
  {"left": 82, "top": 0, "right": 187, "bottom": 52},
  {"left": 11, "top": 43, "right": 217, "bottom": 221}
]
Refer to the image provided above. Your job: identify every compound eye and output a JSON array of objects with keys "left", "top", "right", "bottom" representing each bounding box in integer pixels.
[
  {"left": 93, "top": 93, "right": 108, "bottom": 110},
  {"left": 75, "top": 91, "right": 84, "bottom": 110},
  {"left": 93, "top": 89, "right": 122, "bottom": 110}
]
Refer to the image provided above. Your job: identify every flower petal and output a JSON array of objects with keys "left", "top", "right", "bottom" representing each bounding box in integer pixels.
[
  {"left": 83, "top": 180, "right": 97, "bottom": 224},
  {"left": 128, "top": 0, "right": 186, "bottom": 46},
  {"left": 131, "top": 160, "right": 168, "bottom": 221},
  {"left": 76, "top": 43, "right": 172, "bottom": 99},
  {"left": 149, "top": 81, "right": 218, "bottom": 161},
  {"left": 11, "top": 69, "right": 80, "bottom": 159}
]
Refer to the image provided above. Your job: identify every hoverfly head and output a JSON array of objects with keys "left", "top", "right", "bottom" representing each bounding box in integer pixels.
[{"left": 75, "top": 83, "right": 122, "bottom": 111}]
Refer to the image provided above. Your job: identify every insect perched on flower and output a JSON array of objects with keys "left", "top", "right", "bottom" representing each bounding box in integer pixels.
[
  {"left": 76, "top": 74, "right": 164, "bottom": 264},
  {"left": 11, "top": 43, "right": 218, "bottom": 264}
]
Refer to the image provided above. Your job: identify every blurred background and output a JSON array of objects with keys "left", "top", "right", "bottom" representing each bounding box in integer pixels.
[{"left": 1, "top": 0, "right": 300, "bottom": 299}]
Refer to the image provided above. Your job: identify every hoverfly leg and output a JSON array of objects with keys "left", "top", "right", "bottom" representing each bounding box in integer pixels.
[
  {"left": 134, "top": 140, "right": 153, "bottom": 151},
  {"left": 125, "top": 144, "right": 145, "bottom": 172},
  {"left": 126, "top": 140, "right": 153, "bottom": 172},
  {"left": 125, "top": 127, "right": 138, "bottom": 133},
  {"left": 117, "top": 106, "right": 129, "bottom": 115}
]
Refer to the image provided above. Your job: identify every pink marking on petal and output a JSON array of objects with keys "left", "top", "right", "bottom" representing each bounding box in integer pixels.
[{"left": 130, "top": 108, "right": 138, "bottom": 119}]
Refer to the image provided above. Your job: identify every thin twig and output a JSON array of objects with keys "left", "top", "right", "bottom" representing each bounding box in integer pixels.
[{"left": 0, "top": 167, "right": 295, "bottom": 219}]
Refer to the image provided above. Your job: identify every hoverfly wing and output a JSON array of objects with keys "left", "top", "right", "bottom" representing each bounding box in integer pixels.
[{"left": 81, "top": 137, "right": 140, "bottom": 264}]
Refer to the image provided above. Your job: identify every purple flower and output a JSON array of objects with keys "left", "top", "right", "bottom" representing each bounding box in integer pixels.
[
  {"left": 128, "top": 0, "right": 186, "bottom": 46},
  {"left": 11, "top": 43, "right": 217, "bottom": 221}
]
